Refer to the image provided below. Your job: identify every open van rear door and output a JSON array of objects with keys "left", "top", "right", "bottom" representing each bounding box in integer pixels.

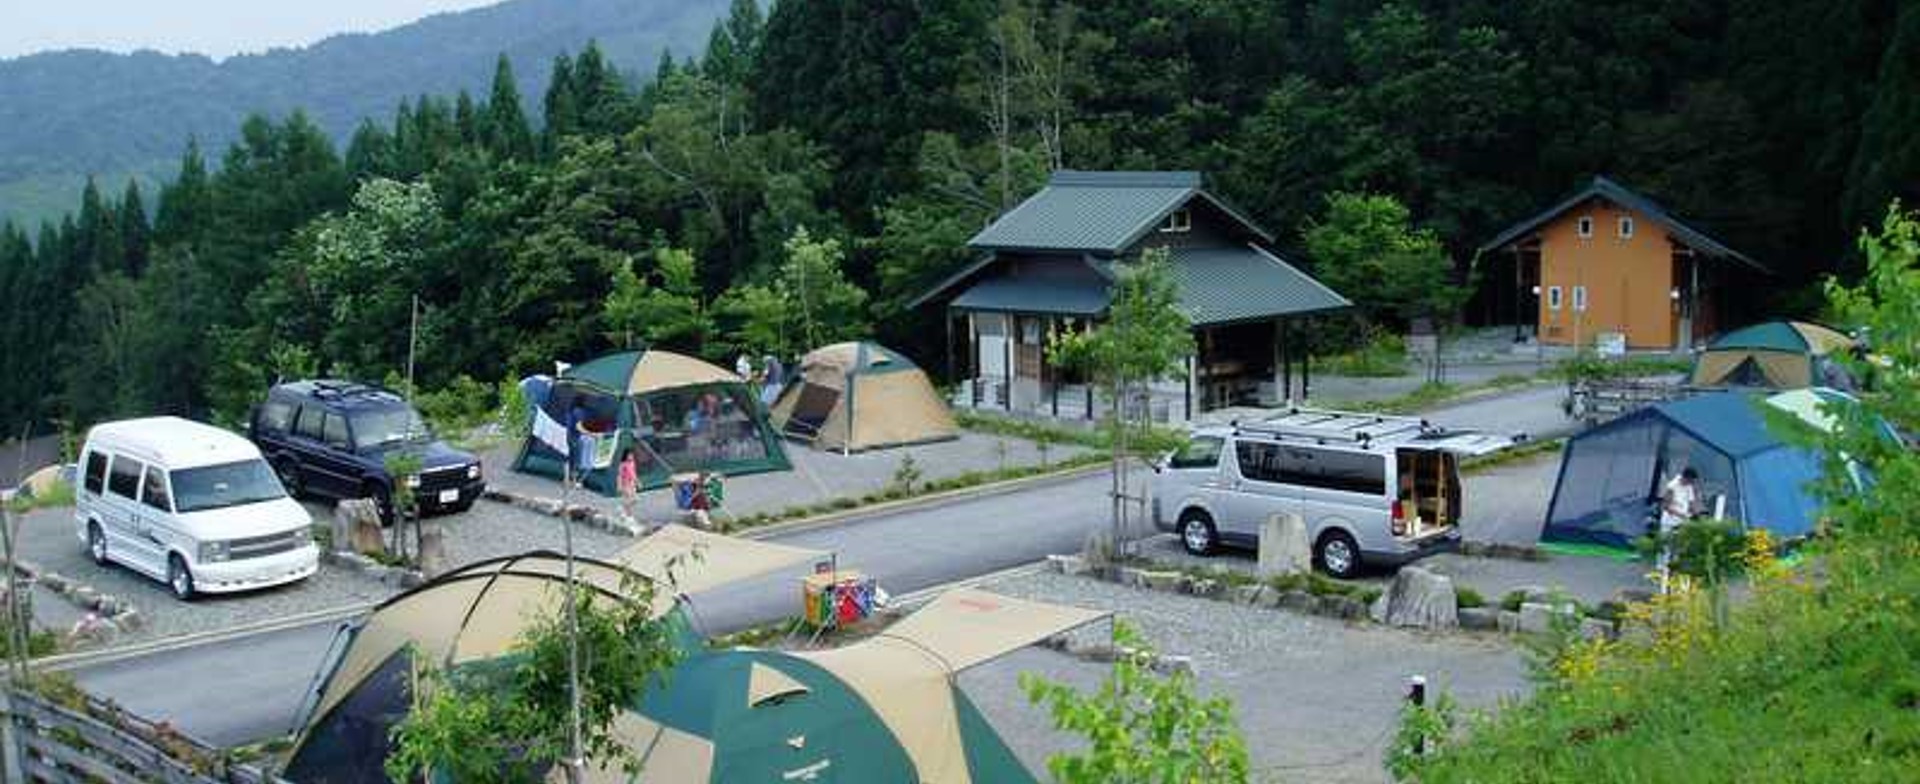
[{"left": 1411, "top": 430, "right": 1526, "bottom": 458}]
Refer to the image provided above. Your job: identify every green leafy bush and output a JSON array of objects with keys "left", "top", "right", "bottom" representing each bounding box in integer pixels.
[
  {"left": 1320, "top": 328, "right": 1410, "bottom": 377},
  {"left": 1455, "top": 587, "right": 1486, "bottom": 609}
]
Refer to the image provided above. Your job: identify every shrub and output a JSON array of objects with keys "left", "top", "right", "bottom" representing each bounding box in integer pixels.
[
  {"left": 1499, "top": 590, "right": 1528, "bottom": 612},
  {"left": 1319, "top": 327, "right": 1410, "bottom": 377},
  {"left": 414, "top": 374, "right": 497, "bottom": 437},
  {"left": 1455, "top": 587, "right": 1486, "bottom": 609}
]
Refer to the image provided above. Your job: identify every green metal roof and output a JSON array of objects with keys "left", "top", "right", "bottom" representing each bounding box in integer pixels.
[
  {"left": 966, "top": 170, "right": 1273, "bottom": 253},
  {"left": 1480, "top": 176, "right": 1770, "bottom": 273},
  {"left": 949, "top": 274, "right": 1110, "bottom": 315},
  {"left": 1164, "top": 246, "right": 1353, "bottom": 324}
]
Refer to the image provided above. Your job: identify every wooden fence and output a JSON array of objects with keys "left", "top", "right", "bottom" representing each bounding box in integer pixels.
[{"left": 3, "top": 686, "right": 292, "bottom": 784}]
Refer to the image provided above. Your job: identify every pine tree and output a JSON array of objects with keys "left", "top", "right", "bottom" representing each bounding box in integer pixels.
[
  {"left": 725, "top": 0, "right": 765, "bottom": 73},
  {"left": 454, "top": 90, "right": 481, "bottom": 147},
  {"left": 484, "top": 54, "right": 535, "bottom": 160},
  {"left": 155, "top": 140, "right": 211, "bottom": 246},
  {"left": 543, "top": 54, "right": 579, "bottom": 144},
  {"left": 1843, "top": 1, "right": 1920, "bottom": 253},
  {"left": 346, "top": 119, "right": 396, "bottom": 180},
  {"left": 118, "top": 181, "right": 150, "bottom": 275}
]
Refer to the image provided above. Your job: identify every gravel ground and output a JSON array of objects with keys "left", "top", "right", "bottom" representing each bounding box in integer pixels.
[
  {"left": 961, "top": 570, "right": 1529, "bottom": 783},
  {"left": 427, "top": 497, "right": 634, "bottom": 566},
  {"left": 13, "top": 507, "right": 391, "bottom": 646},
  {"left": 480, "top": 430, "right": 1092, "bottom": 522}
]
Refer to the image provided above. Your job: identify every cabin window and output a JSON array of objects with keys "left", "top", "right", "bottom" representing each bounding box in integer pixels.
[
  {"left": 1159, "top": 208, "right": 1191, "bottom": 233},
  {"left": 1576, "top": 216, "right": 1594, "bottom": 238},
  {"left": 1547, "top": 286, "right": 1564, "bottom": 310},
  {"left": 1573, "top": 285, "right": 1589, "bottom": 312},
  {"left": 1618, "top": 216, "right": 1635, "bottom": 238}
]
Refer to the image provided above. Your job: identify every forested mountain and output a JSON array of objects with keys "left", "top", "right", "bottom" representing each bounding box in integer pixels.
[
  {"left": 2, "top": 0, "right": 1916, "bottom": 440},
  {"left": 0, "top": 0, "right": 728, "bottom": 228}
]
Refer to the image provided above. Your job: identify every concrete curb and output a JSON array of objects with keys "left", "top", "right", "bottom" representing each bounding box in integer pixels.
[
  {"left": 483, "top": 462, "right": 1108, "bottom": 542},
  {"left": 34, "top": 602, "right": 373, "bottom": 672}
]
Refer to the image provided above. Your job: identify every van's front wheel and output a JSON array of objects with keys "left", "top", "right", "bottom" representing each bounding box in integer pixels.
[
  {"left": 87, "top": 522, "right": 109, "bottom": 566},
  {"left": 1315, "top": 530, "right": 1361, "bottom": 579},
  {"left": 1178, "top": 510, "right": 1218, "bottom": 556},
  {"left": 167, "top": 555, "right": 196, "bottom": 601}
]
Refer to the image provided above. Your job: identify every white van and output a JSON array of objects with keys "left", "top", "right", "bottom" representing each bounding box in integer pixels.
[
  {"left": 75, "top": 417, "right": 318, "bottom": 600},
  {"left": 1152, "top": 408, "right": 1519, "bottom": 578}
]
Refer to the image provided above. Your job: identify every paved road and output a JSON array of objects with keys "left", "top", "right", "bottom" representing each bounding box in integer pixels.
[
  {"left": 63, "top": 472, "right": 1112, "bottom": 748},
  {"left": 1424, "top": 382, "right": 1577, "bottom": 440}
]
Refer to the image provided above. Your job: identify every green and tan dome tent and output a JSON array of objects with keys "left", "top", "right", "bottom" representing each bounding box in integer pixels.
[
  {"left": 768, "top": 341, "right": 958, "bottom": 453},
  {"left": 1691, "top": 321, "right": 1857, "bottom": 389},
  {"left": 282, "top": 533, "right": 1105, "bottom": 783},
  {"left": 514, "top": 349, "right": 791, "bottom": 495},
  {"left": 282, "top": 529, "right": 829, "bottom": 783},
  {"left": 565, "top": 587, "right": 1105, "bottom": 784}
]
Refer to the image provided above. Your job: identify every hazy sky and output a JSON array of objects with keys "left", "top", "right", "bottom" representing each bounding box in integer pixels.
[{"left": 0, "top": 0, "right": 506, "bottom": 60}]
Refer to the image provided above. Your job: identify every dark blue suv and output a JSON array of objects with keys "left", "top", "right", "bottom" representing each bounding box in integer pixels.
[{"left": 248, "top": 380, "right": 484, "bottom": 520}]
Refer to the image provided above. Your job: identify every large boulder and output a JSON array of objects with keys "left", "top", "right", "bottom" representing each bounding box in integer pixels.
[
  {"left": 338, "top": 498, "right": 386, "bottom": 557},
  {"left": 1257, "top": 513, "right": 1312, "bottom": 578},
  {"left": 1368, "top": 566, "right": 1460, "bottom": 630}
]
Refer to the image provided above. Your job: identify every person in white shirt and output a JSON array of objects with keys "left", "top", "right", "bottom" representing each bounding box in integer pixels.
[
  {"left": 735, "top": 354, "right": 753, "bottom": 378},
  {"left": 1656, "top": 467, "right": 1701, "bottom": 590}
]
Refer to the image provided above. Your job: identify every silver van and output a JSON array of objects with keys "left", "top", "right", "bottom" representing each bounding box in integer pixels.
[
  {"left": 1152, "top": 408, "right": 1518, "bottom": 578},
  {"left": 75, "top": 416, "right": 318, "bottom": 600}
]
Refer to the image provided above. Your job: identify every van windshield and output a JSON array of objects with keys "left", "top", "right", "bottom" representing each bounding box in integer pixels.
[
  {"left": 172, "top": 460, "right": 287, "bottom": 513},
  {"left": 350, "top": 406, "right": 430, "bottom": 451}
]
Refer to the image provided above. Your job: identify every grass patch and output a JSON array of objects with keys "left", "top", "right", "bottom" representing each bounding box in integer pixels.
[
  {"left": 6, "top": 477, "right": 75, "bottom": 511},
  {"left": 1318, "top": 331, "right": 1410, "bottom": 377},
  {"left": 1551, "top": 351, "right": 1691, "bottom": 383},
  {"left": 1461, "top": 436, "right": 1566, "bottom": 474}
]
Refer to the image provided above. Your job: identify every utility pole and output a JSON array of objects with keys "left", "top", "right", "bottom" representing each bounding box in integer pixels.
[{"left": 405, "top": 294, "right": 420, "bottom": 400}]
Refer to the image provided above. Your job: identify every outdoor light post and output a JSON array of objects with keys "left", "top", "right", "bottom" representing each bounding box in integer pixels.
[{"left": 562, "top": 452, "right": 584, "bottom": 783}]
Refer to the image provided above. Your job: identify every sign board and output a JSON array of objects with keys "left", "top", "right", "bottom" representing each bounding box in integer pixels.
[{"left": 1595, "top": 332, "right": 1627, "bottom": 357}]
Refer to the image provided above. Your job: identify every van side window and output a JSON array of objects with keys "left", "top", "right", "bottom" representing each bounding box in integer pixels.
[
  {"left": 84, "top": 451, "right": 108, "bottom": 495},
  {"left": 1171, "top": 436, "right": 1223, "bottom": 469},
  {"left": 1234, "top": 441, "right": 1284, "bottom": 482},
  {"left": 141, "top": 467, "right": 172, "bottom": 512},
  {"left": 260, "top": 399, "right": 296, "bottom": 433},
  {"left": 294, "top": 405, "right": 325, "bottom": 440},
  {"left": 322, "top": 413, "right": 352, "bottom": 451},
  {"left": 107, "top": 457, "right": 144, "bottom": 500},
  {"left": 1290, "top": 447, "right": 1386, "bottom": 495}
]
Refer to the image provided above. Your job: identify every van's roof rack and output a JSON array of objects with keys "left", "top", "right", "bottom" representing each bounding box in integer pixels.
[{"left": 1232, "top": 406, "right": 1444, "bottom": 448}]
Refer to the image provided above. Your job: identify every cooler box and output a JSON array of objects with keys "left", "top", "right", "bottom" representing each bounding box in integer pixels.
[
  {"left": 802, "top": 570, "right": 875, "bottom": 628},
  {"left": 671, "top": 472, "right": 725, "bottom": 511}
]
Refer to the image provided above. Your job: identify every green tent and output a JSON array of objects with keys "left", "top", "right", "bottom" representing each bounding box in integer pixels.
[
  {"left": 1691, "top": 321, "right": 1856, "bottom": 389},
  {"left": 513, "top": 349, "right": 791, "bottom": 495}
]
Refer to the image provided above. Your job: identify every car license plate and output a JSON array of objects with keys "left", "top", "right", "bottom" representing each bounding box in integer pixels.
[{"left": 438, "top": 489, "right": 460, "bottom": 504}]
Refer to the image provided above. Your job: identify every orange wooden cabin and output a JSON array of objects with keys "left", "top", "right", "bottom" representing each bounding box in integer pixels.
[{"left": 1479, "top": 177, "right": 1771, "bottom": 351}]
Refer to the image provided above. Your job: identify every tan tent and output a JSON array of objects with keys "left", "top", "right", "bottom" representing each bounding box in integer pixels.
[
  {"left": 769, "top": 341, "right": 958, "bottom": 453},
  {"left": 1691, "top": 321, "right": 1856, "bottom": 389}
]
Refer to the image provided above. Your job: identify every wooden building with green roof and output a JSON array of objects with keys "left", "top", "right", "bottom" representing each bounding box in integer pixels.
[{"left": 910, "top": 170, "right": 1351, "bottom": 422}]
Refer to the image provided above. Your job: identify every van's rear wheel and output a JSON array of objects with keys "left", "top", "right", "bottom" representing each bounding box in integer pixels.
[
  {"left": 1178, "top": 510, "right": 1218, "bottom": 556},
  {"left": 87, "top": 522, "right": 109, "bottom": 566},
  {"left": 167, "top": 555, "right": 196, "bottom": 601},
  {"left": 1315, "top": 530, "right": 1361, "bottom": 579}
]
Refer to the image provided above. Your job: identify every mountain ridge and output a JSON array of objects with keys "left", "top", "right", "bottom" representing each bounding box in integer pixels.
[{"left": 0, "top": 0, "right": 727, "bottom": 228}]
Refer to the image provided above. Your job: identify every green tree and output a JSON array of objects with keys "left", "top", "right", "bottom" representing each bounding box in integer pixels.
[
  {"left": 1022, "top": 622, "right": 1250, "bottom": 784},
  {"left": 484, "top": 54, "right": 536, "bottom": 160},
  {"left": 386, "top": 572, "right": 685, "bottom": 783},
  {"left": 602, "top": 244, "right": 713, "bottom": 352},
  {"left": 117, "top": 180, "right": 150, "bottom": 275},
  {"left": 284, "top": 177, "right": 445, "bottom": 381},
  {"left": 1048, "top": 248, "right": 1193, "bottom": 551},
  {"left": 1301, "top": 191, "right": 1468, "bottom": 327},
  {"left": 779, "top": 225, "right": 869, "bottom": 349},
  {"left": 712, "top": 283, "right": 791, "bottom": 358}
]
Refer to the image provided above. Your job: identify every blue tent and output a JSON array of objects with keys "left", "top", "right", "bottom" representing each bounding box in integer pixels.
[{"left": 1542, "top": 392, "right": 1826, "bottom": 548}]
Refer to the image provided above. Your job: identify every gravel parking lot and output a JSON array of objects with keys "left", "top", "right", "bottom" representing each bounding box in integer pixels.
[
  {"left": 962, "top": 570, "right": 1530, "bottom": 783},
  {"left": 12, "top": 506, "right": 391, "bottom": 646}
]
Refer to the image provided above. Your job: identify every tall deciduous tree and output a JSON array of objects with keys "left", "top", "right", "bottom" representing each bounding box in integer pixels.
[
  {"left": 1048, "top": 248, "right": 1193, "bottom": 552},
  {"left": 1302, "top": 191, "right": 1468, "bottom": 327},
  {"left": 602, "top": 245, "right": 713, "bottom": 353}
]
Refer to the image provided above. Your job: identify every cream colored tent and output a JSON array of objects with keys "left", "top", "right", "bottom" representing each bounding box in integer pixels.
[
  {"left": 769, "top": 341, "right": 958, "bottom": 453},
  {"left": 283, "top": 530, "right": 827, "bottom": 782}
]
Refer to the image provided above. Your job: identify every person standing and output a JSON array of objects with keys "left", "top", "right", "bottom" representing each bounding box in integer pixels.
[
  {"left": 616, "top": 450, "right": 641, "bottom": 530},
  {"left": 1657, "top": 467, "right": 1701, "bottom": 591},
  {"left": 735, "top": 353, "right": 753, "bottom": 379}
]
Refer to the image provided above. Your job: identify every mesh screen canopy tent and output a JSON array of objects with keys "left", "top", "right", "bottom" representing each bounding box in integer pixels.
[
  {"left": 1543, "top": 392, "right": 1829, "bottom": 549},
  {"left": 1690, "top": 321, "right": 1857, "bottom": 389},
  {"left": 513, "top": 349, "right": 791, "bottom": 495},
  {"left": 768, "top": 341, "right": 958, "bottom": 453}
]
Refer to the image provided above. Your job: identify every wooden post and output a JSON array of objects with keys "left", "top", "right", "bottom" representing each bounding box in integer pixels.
[
  {"left": 1282, "top": 319, "right": 1292, "bottom": 404},
  {"left": 1302, "top": 337, "right": 1311, "bottom": 402},
  {"left": 969, "top": 313, "right": 981, "bottom": 407},
  {"left": 944, "top": 308, "right": 955, "bottom": 385},
  {"left": 1004, "top": 315, "right": 1014, "bottom": 411}
]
